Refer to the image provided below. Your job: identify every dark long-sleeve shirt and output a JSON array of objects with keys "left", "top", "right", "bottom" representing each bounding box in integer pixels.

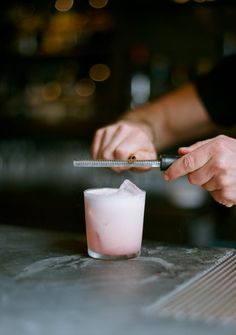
[{"left": 195, "top": 54, "right": 236, "bottom": 127}]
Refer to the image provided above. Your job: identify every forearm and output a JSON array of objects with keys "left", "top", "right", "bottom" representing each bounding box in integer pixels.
[{"left": 122, "top": 83, "right": 217, "bottom": 151}]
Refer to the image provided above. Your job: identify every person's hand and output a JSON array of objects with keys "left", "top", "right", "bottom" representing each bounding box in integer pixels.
[
  {"left": 164, "top": 135, "right": 236, "bottom": 207},
  {"left": 91, "top": 121, "right": 157, "bottom": 172}
]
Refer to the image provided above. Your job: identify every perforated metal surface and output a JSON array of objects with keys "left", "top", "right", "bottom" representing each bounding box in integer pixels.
[
  {"left": 73, "top": 159, "right": 161, "bottom": 168},
  {"left": 147, "top": 251, "right": 236, "bottom": 325}
]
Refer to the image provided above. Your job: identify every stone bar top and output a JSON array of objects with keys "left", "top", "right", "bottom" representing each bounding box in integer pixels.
[{"left": 0, "top": 224, "right": 235, "bottom": 335}]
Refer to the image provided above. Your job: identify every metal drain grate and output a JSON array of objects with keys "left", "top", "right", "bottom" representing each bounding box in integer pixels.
[{"left": 146, "top": 251, "right": 236, "bottom": 325}]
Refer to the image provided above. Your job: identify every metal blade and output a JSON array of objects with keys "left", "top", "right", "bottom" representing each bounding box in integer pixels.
[{"left": 73, "top": 159, "right": 161, "bottom": 168}]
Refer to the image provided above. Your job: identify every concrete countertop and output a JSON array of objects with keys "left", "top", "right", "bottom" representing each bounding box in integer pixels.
[{"left": 0, "top": 224, "right": 235, "bottom": 335}]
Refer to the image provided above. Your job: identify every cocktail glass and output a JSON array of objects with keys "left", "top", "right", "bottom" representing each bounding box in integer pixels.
[{"left": 84, "top": 179, "right": 146, "bottom": 260}]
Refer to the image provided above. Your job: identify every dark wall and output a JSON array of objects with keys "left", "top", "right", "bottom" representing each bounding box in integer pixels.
[{"left": 0, "top": 0, "right": 236, "bottom": 247}]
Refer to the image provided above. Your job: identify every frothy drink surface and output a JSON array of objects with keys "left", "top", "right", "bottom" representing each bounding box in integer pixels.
[{"left": 84, "top": 180, "right": 146, "bottom": 257}]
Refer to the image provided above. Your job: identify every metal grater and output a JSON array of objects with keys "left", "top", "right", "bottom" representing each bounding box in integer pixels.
[
  {"left": 145, "top": 251, "right": 236, "bottom": 325},
  {"left": 73, "top": 154, "right": 180, "bottom": 171}
]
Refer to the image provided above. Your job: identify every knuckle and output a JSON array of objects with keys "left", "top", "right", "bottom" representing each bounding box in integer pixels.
[
  {"left": 117, "top": 122, "right": 131, "bottom": 132},
  {"left": 118, "top": 122, "right": 139, "bottom": 135},
  {"left": 182, "top": 154, "right": 196, "bottom": 171},
  {"left": 213, "top": 135, "right": 228, "bottom": 151},
  {"left": 214, "top": 158, "right": 227, "bottom": 174},
  {"left": 216, "top": 134, "right": 227, "bottom": 141},
  {"left": 94, "top": 128, "right": 103, "bottom": 138},
  {"left": 114, "top": 147, "right": 127, "bottom": 159},
  {"left": 215, "top": 173, "right": 230, "bottom": 189}
]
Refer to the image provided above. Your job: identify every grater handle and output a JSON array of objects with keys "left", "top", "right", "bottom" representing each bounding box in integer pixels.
[{"left": 159, "top": 154, "right": 180, "bottom": 171}]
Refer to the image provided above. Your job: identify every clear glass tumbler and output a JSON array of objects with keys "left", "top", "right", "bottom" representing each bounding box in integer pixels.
[{"left": 84, "top": 185, "right": 146, "bottom": 260}]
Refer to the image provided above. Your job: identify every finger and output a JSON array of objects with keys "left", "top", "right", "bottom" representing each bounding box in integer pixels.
[
  {"left": 113, "top": 137, "right": 157, "bottom": 160},
  {"left": 103, "top": 124, "right": 157, "bottom": 171},
  {"left": 187, "top": 165, "right": 215, "bottom": 188},
  {"left": 117, "top": 133, "right": 157, "bottom": 172},
  {"left": 95, "top": 128, "right": 147, "bottom": 172},
  {"left": 96, "top": 125, "right": 125, "bottom": 160},
  {"left": 91, "top": 127, "right": 107, "bottom": 159},
  {"left": 92, "top": 129, "right": 151, "bottom": 172},
  {"left": 102, "top": 126, "right": 131, "bottom": 160},
  {"left": 97, "top": 128, "right": 130, "bottom": 172},
  {"left": 201, "top": 177, "right": 220, "bottom": 192},
  {"left": 93, "top": 123, "right": 143, "bottom": 160},
  {"left": 210, "top": 189, "right": 235, "bottom": 207},
  {"left": 164, "top": 145, "right": 212, "bottom": 181},
  {"left": 178, "top": 138, "right": 215, "bottom": 155},
  {"left": 111, "top": 139, "right": 156, "bottom": 173}
]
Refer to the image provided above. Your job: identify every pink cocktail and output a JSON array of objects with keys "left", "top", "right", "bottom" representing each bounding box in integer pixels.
[{"left": 84, "top": 180, "right": 146, "bottom": 260}]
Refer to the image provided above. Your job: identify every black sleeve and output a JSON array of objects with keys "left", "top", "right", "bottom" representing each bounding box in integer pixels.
[{"left": 194, "top": 54, "right": 236, "bottom": 127}]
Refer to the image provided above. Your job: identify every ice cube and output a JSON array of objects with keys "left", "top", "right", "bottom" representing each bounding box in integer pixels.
[{"left": 119, "top": 179, "right": 143, "bottom": 195}]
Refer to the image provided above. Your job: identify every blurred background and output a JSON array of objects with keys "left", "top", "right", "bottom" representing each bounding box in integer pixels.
[{"left": 0, "top": 0, "right": 236, "bottom": 247}]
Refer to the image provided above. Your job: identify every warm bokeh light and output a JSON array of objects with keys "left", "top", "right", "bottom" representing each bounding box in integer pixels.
[
  {"left": 172, "top": 0, "right": 189, "bottom": 3},
  {"left": 55, "top": 0, "right": 74, "bottom": 12},
  {"left": 41, "top": 82, "right": 62, "bottom": 101},
  {"left": 75, "top": 79, "right": 96, "bottom": 97},
  {"left": 89, "top": 0, "right": 109, "bottom": 9},
  {"left": 40, "top": 13, "right": 80, "bottom": 54},
  {"left": 89, "top": 64, "right": 111, "bottom": 82}
]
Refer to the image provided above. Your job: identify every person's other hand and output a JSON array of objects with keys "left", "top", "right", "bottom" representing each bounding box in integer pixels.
[
  {"left": 91, "top": 121, "right": 157, "bottom": 172},
  {"left": 164, "top": 135, "right": 236, "bottom": 207}
]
